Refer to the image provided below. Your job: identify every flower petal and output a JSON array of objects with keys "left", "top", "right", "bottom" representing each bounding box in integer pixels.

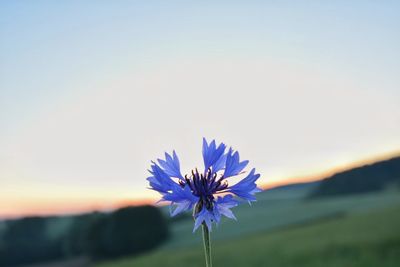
[
  {"left": 214, "top": 194, "right": 238, "bottom": 220},
  {"left": 202, "top": 138, "right": 226, "bottom": 172},
  {"left": 213, "top": 153, "right": 227, "bottom": 173},
  {"left": 147, "top": 163, "right": 177, "bottom": 194},
  {"left": 157, "top": 150, "right": 184, "bottom": 179},
  {"left": 228, "top": 168, "right": 261, "bottom": 203},
  {"left": 170, "top": 199, "right": 192, "bottom": 217},
  {"left": 193, "top": 207, "right": 214, "bottom": 232},
  {"left": 163, "top": 183, "right": 198, "bottom": 204},
  {"left": 223, "top": 148, "right": 249, "bottom": 178}
]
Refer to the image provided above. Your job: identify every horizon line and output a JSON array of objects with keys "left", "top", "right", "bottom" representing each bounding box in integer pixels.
[
  {"left": 260, "top": 149, "right": 400, "bottom": 190},
  {"left": 1, "top": 149, "right": 399, "bottom": 220}
]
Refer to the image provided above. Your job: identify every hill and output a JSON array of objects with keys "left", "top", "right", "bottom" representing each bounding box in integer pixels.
[
  {"left": 310, "top": 156, "right": 400, "bottom": 197},
  {"left": 96, "top": 204, "right": 400, "bottom": 267}
]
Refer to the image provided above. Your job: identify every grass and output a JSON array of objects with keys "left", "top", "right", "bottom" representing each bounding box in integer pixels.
[
  {"left": 97, "top": 202, "right": 400, "bottom": 267},
  {"left": 164, "top": 188, "right": 400, "bottom": 249}
]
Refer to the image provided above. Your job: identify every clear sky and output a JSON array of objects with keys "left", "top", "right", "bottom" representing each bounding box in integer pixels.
[{"left": 1, "top": 1, "right": 399, "bottom": 218}]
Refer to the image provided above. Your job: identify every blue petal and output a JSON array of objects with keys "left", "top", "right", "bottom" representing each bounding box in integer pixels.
[
  {"left": 213, "top": 153, "right": 227, "bottom": 173},
  {"left": 214, "top": 194, "right": 238, "bottom": 221},
  {"left": 162, "top": 184, "right": 199, "bottom": 216},
  {"left": 228, "top": 168, "right": 261, "bottom": 203},
  {"left": 193, "top": 207, "right": 214, "bottom": 232},
  {"left": 163, "top": 183, "right": 198, "bottom": 203},
  {"left": 223, "top": 148, "right": 249, "bottom": 178},
  {"left": 170, "top": 199, "right": 193, "bottom": 217},
  {"left": 192, "top": 195, "right": 238, "bottom": 232},
  {"left": 157, "top": 150, "right": 184, "bottom": 178},
  {"left": 147, "top": 163, "right": 177, "bottom": 194},
  {"left": 202, "top": 138, "right": 226, "bottom": 171}
]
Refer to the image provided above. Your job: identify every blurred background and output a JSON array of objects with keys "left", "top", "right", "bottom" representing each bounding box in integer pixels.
[{"left": 1, "top": 1, "right": 400, "bottom": 266}]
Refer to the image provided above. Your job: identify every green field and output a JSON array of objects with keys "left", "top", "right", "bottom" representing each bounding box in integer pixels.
[
  {"left": 163, "top": 186, "right": 400, "bottom": 249},
  {"left": 97, "top": 187, "right": 400, "bottom": 267}
]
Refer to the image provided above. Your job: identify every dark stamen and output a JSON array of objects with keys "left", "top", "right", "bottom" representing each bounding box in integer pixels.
[{"left": 184, "top": 167, "right": 229, "bottom": 210}]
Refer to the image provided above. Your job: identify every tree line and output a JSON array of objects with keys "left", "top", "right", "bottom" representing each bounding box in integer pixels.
[
  {"left": 310, "top": 156, "right": 400, "bottom": 197},
  {"left": 0, "top": 205, "right": 169, "bottom": 266}
]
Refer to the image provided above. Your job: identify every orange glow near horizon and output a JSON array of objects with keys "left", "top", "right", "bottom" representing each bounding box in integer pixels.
[
  {"left": 0, "top": 197, "right": 156, "bottom": 219},
  {"left": 1, "top": 150, "right": 399, "bottom": 220},
  {"left": 260, "top": 149, "right": 400, "bottom": 190}
]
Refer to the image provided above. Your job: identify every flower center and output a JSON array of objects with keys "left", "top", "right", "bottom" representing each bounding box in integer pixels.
[{"left": 179, "top": 168, "right": 228, "bottom": 210}]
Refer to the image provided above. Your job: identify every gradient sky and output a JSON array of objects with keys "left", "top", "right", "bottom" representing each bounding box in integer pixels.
[{"left": 1, "top": 1, "right": 399, "bottom": 217}]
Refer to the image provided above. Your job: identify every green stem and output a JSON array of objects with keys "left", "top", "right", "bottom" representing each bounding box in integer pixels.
[{"left": 202, "top": 223, "right": 212, "bottom": 267}]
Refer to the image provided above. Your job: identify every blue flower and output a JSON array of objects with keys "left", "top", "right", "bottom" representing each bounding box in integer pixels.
[{"left": 147, "top": 138, "right": 262, "bottom": 232}]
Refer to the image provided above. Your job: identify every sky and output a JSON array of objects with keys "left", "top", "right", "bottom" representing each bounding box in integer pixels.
[{"left": 1, "top": 1, "right": 399, "bottom": 218}]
